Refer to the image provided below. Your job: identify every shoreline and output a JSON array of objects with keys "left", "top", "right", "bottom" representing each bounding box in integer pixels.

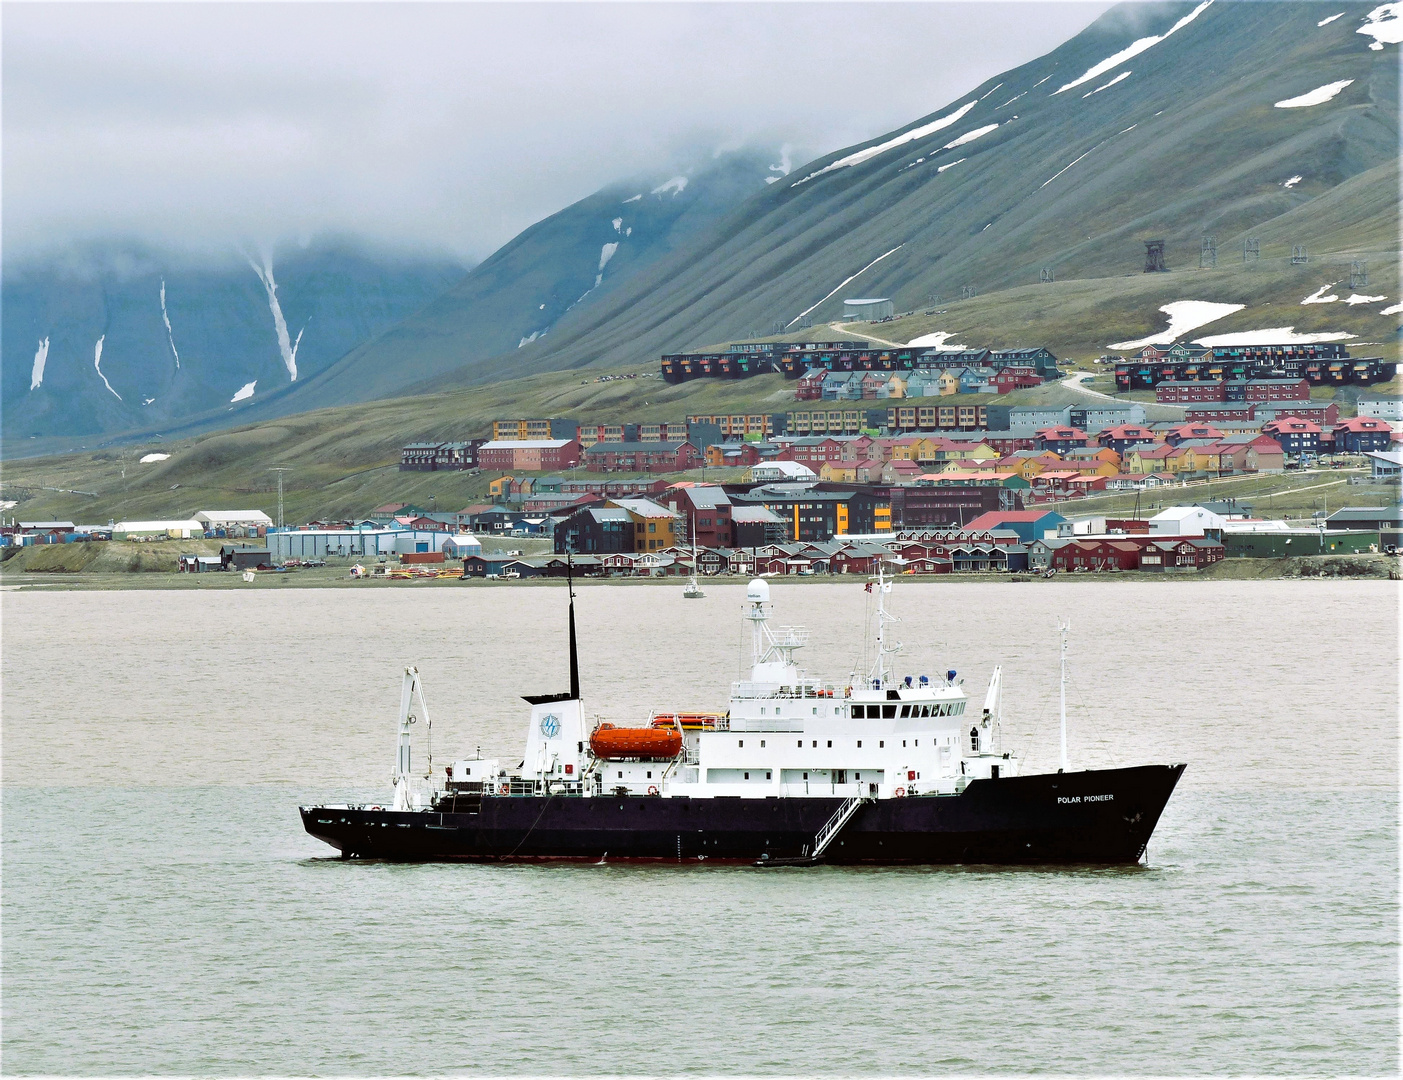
[{"left": 3, "top": 554, "right": 1397, "bottom": 591}]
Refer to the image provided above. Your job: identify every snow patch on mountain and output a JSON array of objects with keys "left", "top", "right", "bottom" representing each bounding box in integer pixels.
[
  {"left": 786, "top": 246, "right": 904, "bottom": 327},
  {"left": 1302, "top": 284, "right": 1340, "bottom": 304},
  {"left": 30, "top": 337, "right": 49, "bottom": 390},
  {"left": 160, "top": 279, "right": 180, "bottom": 369},
  {"left": 943, "top": 123, "right": 998, "bottom": 150},
  {"left": 623, "top": 194, "right": 642, "bottom": 203},
  {"left": 1358, "top": 3, "right": 1401, "bottom": 48},
  {"left": 612, "top": 218, "right": 623, "bottom": 233},
  {"left": 1283, "top": 175, "right": 1303, "bottom": 188},
  {"left": 1317, "top": 11, "right": 1345, "bottom": 25},
  {"left": 1054, "top": 0, "right": 1211, "bottom": 94},
  {"left": 1194, "top": 327, "right": 1356, "bottom": 346},
  {"left": 1381, "top": 301, "right": 1403, "bottom": 315},
  {"left": 979, "top": 82, "right": 1003, "bottom": 101},
  {"left": 1083, "top": 70, "right": 1131, "bottom": 97},
  {"left": 231, "top": 380, "right": 256, "bottom": 403},
  {"left": 518, "top": 331, "right": 541, "bottom": 348},
  {"left": 93, "top": 336, "right": 122, "bottom": 400},
  {"left": 937, "top": 158, "right": 967, "bottom": 173},
  {"left": 906, "top": 330, "right": 967, "bottom": 348},
  {"left": 1275, "top": 79, "right": 1353, "bottom": 107},
  {"left": 793, "top": 100, "right": 977, "bottom": 185},
  {"left": 139, "top": 452, "right": 169, "bottom": 463},
  {"left": 651, "top": 176, "right": 688, "bottom": 196},
  {"left": 1345, "top": 293, "right": 1388, "bottom": 305},
  {"left": 248, "top": 255, "right": 303, "bottom": 381},
  {"left": 1109, "top": 301, "right": 1244, "bottom": 349},
  {"left": 995, "top": 91, "right": 1025, "bottom": 110},
  {"left": 599, "top": 243, "right": 619, "bottom": 272}
]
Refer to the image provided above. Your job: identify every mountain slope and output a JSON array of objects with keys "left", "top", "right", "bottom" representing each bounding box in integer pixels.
[
  {"left": 235, "top": 149, "right": 788, "bottom": 417},
  {"left": 399, "top": 0, "right": 1395, "bottom": 385},
  {"left": 3, "top": 243, "right": 467, "bottom": 441}
]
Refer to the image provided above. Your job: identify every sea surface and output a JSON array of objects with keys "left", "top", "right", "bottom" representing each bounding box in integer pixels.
[{"left": 2, "top": 580, "right": 1398, "bottom": 1075}]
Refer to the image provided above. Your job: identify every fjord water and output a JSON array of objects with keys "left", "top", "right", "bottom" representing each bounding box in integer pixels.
[{"left": 3, "top": 581, "right": 1397, "bottom": 1075}]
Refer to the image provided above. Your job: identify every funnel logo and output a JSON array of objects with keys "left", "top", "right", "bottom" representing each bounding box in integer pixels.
[{"left": 540, "top": 714, "right": 561, "bottom": 739}]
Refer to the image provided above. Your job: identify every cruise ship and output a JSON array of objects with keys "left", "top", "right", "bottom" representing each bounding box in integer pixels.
[{"left": 301, "top": 570, "right": 1185, "bottom": 865}]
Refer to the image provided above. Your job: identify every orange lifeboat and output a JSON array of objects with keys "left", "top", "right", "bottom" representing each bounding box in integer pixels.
[{"left": 590, "top": 723, "right": 683, "bottom": 760}]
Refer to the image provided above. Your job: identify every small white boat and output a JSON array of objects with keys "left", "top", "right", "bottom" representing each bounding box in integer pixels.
[{"left": 683, "top": 520, "right": 705, "bottom": 598}]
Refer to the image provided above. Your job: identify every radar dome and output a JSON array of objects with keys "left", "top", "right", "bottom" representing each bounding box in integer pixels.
[{"left": 746, "top": 578, "right": 771, "bottom": 604}]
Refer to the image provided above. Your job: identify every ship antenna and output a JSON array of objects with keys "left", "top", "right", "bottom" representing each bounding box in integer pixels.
[
  {"left": 567, "top": 547, "right": 580, "bottom": 701},
  {"left": 1058, "top": 619, "right": 1070, "bottom": 773}
]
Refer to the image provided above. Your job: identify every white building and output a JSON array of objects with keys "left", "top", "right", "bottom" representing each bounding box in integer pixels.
[
  {"left": 749, "top": 461, "right": 818, "bottom": 483},
  {"left": 114, "top": 519, "right": 204, "bottom": 538},
  {"left": 1365, "top": 450, "right": 1403, "bottom": 479},
  {"left": 442, "top": 534, "right": 483, "bottom": 558},
  {"left": 1148, "top": 506, "right": 1228, "bottom": 537},
  {"left": 194, "top": 510, "right": 274, "bottom": 530},
  {"left": 267, "top": 528, "right": 401, "bottom": 561},
  {"left": 1357, "top": 398, "right": 1402, "bottom": 421}
]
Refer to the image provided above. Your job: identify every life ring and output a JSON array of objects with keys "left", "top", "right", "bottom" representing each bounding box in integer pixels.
[
  {"left": 647, "top": 785, "right": 659, "bottom": 796},
  {"left": 498, "top": 783, "right": 510, "bottom": 795},
  {"left": 893, "top": 787, "right": 906, "bottom": 798}
]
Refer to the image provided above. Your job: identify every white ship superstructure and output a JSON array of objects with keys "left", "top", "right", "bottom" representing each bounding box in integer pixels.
[{"left": 510, "top": 569, "right": 1017, "bottom": 801}]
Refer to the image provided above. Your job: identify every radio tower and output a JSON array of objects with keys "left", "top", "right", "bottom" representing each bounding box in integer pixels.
[{"left": 268, "top": 467, "right": 290, "bottom": 528}]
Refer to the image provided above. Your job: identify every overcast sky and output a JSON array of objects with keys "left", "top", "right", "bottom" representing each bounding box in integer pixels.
[{"left": 4, "top": 2, "right": 1114, "bottom": 266}]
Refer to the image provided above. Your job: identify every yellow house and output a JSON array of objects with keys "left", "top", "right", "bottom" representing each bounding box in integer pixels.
[
  {"left": 1125, "top": 445, "right": 1174, "bottom": 474},
  {"left": 820, "top": 461, "right": 859, "bottom": 483},
  {"left": 937, "top": 369, "right": 963, "bottom": 396},
  {"left": 488, "top": 475, "right": 515, "bottom": 498},
  {"left": 954, "top": 442, "right": 999, "bottom": 463},
  {"left": 883, "top": 374, "right": 907, "bottom": 398},
  {"left": 1001, "top": 452, "right": 1063, "bottom": 479}
]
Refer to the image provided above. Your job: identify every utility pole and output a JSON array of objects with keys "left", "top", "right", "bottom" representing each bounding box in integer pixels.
[{"left": 268, "top": 467, "right": 290, "bottom": 528}]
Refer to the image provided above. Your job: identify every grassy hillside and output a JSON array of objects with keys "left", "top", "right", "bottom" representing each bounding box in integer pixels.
[{"left": 0, "top": 368, "right": 796, "bottom": 524}]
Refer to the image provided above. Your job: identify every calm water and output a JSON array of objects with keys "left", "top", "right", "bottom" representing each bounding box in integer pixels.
[{"left": 2, "top": 581, "right": 1398, "bottom": 1075}]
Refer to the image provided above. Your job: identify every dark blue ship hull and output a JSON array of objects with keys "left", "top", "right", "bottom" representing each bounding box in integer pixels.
[{"left": 301, "top": 763, "right": 1185, "bottom": 865}]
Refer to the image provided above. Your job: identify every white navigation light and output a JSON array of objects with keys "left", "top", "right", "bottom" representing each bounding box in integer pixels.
[{"left": 746, "top": 578, "right": 771, "bottom": 604}]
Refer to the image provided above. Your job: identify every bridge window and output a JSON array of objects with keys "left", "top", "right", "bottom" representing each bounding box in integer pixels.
[
  {"left": 738, "top": 740, "right": 744, "bottom": 747},
  {"left": 857, "top": 741, "right": 862, "bottom": 748},
  {"left": 880, "top": 741, "right": 885, "bottom": 748},
  {"left": 760, "top": 740, "right": 766, "bottom": 748},
  {"left": 827, "top": 740, "right": 832, "bottom": 748},
  {"left": 900, "top": 706, "right": 911, "bottom": 718}
]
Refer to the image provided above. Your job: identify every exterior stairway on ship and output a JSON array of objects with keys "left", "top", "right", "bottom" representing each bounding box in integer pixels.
[{"left": 757, "top": 796, "right": 871, "bottom": 867}]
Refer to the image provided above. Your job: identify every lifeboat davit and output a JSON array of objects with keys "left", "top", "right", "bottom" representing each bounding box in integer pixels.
[{"left": 589, "top": 723, "right": 683, "bottom": 760}]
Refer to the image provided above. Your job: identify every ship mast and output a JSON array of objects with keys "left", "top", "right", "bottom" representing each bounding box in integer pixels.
[
  {"left": 567, "top": 550, "right": 580, "bottom": 701},
  {"left": 868, "top": 561, "right": 900, "bottom": 687},
  {"left": 1058, "top": 619, "right": 1069, "bottom": 773}
]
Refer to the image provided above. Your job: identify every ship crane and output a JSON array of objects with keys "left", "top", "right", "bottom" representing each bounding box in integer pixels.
[
  {"left": 975, "top": 665, "right": 1002, "bottom": 754},
  {"left": 392, "top": 666, "right": 433, "bottom": 811}
]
